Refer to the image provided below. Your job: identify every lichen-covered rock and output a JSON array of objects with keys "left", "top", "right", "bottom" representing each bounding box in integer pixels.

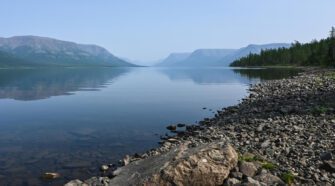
[
  {"left": 151, "top": 143, "right": 238, "bottom": 185},
  {"left": 108, "top": 142, "right": 237, "bottom": 186}
]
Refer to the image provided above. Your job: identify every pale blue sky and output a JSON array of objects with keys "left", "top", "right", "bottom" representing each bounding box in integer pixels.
[{"left": 1, "top": 0, "right": 334, "bottom": 63}]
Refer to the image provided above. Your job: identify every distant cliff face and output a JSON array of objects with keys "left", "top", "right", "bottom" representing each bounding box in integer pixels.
[
  {"left": 157, "top": 44, "right": 290, "bottom": 67},
  {"left": 0, "top": 36, "right": 135, "bottom": 67}
]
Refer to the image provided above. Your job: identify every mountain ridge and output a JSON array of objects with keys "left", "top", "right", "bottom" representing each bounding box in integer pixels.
[
  {"left": 157, "top": 43, "right": 291, "bottom": 67},
  {"left": 0, "top": 35, "right": 135, "bottom": 67}
]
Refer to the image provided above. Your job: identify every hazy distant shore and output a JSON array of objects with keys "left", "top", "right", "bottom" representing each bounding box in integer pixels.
[{"left": 66, "top": 68, "right": 335, "bottom": 186}]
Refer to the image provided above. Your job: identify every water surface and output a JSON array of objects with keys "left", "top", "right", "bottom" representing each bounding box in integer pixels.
[{"left": 0, "top": 67, "right": 300, "bottom": 185}]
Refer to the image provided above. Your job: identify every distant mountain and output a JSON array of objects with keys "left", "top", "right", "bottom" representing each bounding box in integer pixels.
[
  {"left": 216, "top": 43, "right": 291, "bottom": 66},
  {"left": 156, "top": 53, "right": 191, "bottom": 66},
  {"left": 157, "top": 49, "right": 236, "bottom": 66},
  {"left": 157, "top": 43, "right": 290, "bottom": 67},
  {"left": 0, "top": 36, "right": 135, "bottom": 67}
]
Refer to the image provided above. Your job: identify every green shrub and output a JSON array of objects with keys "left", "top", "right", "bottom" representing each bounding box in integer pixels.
[
  {"left": 282, "top": 171, "right": 295, "bottom": 185},
  {"left": 311, "top": 106, "right": 328, "bottom": 115}
]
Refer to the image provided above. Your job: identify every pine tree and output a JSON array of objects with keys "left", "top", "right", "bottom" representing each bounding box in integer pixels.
[
  {"left": 230, "top": 27, "right": 335, "bottom": 67},
  {"left": 330, "top": 26, "right": 335, "bottom": 39}
]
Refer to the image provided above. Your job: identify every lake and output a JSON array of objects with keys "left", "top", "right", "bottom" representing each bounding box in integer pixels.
[{"left": 0, "top": 67, "right": 300, "bottom": 185}]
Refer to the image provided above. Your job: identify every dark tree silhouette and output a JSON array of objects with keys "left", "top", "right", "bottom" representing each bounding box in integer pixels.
[{"left": 230, "top": 27, "right": 335, "bottom": 67}]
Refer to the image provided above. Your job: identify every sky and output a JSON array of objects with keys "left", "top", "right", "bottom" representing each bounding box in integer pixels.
[{"left": 1, "top": 0, "right": 334, "bottom": 64}]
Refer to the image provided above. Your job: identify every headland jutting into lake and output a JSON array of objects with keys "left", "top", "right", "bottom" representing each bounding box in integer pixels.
[{"left": 64, "top": 68, "right": 335, "bottom": 186}]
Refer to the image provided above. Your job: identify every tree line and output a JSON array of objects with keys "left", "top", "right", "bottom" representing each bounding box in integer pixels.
[{"left": 230, "top": 27, "right": 335, "bottom": 67}]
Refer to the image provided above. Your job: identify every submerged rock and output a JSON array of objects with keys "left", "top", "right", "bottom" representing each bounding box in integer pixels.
[
  {"left": 166, "top": 125, "right": 177, "bottom": 131},
  {"left": 177, "top": 123, "right": 186, "bottom": 128},
  {"left": 42, "top": 172, "right": 60, "bottom": 180},
  {"left": 100, "top": 165, "right": 109, "bottom": 172}
]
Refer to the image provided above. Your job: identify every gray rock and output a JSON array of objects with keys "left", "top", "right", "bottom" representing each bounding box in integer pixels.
[
  {"left": 42, "top": 172, "right": 60, "bottom": 180},
  {"left": 243, "top": 177, "right": 261, "bottom": 186},
  {"left": 239, "top": 161, "right": 257, "bottom": 177},
  {"left": 122, "top": 155, "right": 130, "bottom": 166},
  {"left": 177, "top": 123, "right": 186, "bottom": 128},
  {"left": 321, "top": 161, "right": 335, "bottom": 173},
  {"left": 261, "top": 140, "right": 271, "bottom": 148},
  {"left": 254, "top": 173, "right": 285, "bottom": 185},
  {"left": 320, "top": 152, "right": 333, "bottom": 161},
  {"left": 226, "top": 178, "right": 241, "bottom": 185},
  {"left": 230, "top": 171, "right": 243, "bottom": 179},
  {"left": 166, "top": 125, "right": 177, "bottom": 131},
  {"left": 100, "top": 165, "right": 109, "bottom": 172},
  {"left": 83, "top": 177, "right": 109, "bottom": 186},
  {"left": 64, "top": 179, "right": 86, "bottom": 186}
]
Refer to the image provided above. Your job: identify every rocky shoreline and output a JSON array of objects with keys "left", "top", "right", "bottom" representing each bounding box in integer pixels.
[{"left": 65, "top": 68, "right": 335, "bottom": 186}]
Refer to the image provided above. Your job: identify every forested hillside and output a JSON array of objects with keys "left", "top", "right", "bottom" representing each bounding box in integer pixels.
[{"left": 230, "top": 28, "right": 335, "bottom": 67}]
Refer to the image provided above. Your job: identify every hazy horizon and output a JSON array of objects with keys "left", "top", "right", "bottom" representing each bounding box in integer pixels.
[{"left": 1, "top": 0, "right": 334, "bottom": 65}]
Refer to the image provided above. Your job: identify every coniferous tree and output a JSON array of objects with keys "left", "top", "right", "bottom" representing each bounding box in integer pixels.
[{"left": 230, "top": 27, "right": 335, "bottom": 67}]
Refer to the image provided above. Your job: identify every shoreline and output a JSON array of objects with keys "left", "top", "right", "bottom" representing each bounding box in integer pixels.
[{"left": 65, "top": 68, "right": 335, "bottom": 185}]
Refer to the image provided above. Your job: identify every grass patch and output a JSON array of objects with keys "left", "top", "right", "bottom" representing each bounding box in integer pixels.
[
  {"left": 261, "top": 162, "right": 277, "bottom": 170},
  {"left": 282, "top": 171, "right": 295, "bottom": 185},
  {"left": 326, "top": 72, "right": 335, "bottom": 80},
  {"left": 311, "top": 106, "right": 328, "bottom": 115},
  {"left": 239, "top": 153, "right": 278, "bottom": 171},
  {"left": 239, "top": 154, "right": 263, "bottom": 162}
]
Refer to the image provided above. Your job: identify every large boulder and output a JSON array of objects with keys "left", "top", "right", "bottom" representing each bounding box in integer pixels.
[{"left": 109, "top": 142, "right": 238, "bottom": 186}]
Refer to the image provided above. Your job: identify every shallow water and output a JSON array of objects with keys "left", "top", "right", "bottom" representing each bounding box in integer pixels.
[{"left": 0, "top": 67, "right": 300, "bottom": 185}]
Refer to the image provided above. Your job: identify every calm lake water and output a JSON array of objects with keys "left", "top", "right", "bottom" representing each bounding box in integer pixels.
[{"left": 0, "top": 67, "right": 300, "bottom": 185}]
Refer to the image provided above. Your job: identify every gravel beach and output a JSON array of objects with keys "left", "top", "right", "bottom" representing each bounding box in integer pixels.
[{"left": 66, "top": 68, "right": 335, "bottom": 186}]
